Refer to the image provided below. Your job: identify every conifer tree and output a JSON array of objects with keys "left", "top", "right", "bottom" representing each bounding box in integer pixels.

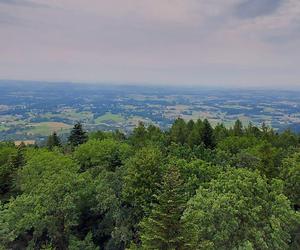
[
  {"left": 214, "top": 123, "right": 228, "bottom": 142},
  {"left": 261, "top": 122, "right": 269, "bottom": 134},
  {"left": 245, "top": 122, "right": 261, "bottom": 137},
  {"left": 10, "top": 144, "right": 25, "bottom": 169},
  {"left": 201, "top": 119, "right": 215, "bottom": 149},
  {"left": 140, "top": 166, "right": 187, "bottom": 250},
  {"left": 68, "top": 122, "right": 88, "bottom": 147},
  {"left": 46, "top": 132, "right": 61, "bottom": 150},
  {"left": 186, "top": 120, "right": 195, "bottom": 131},
  {"left": 233, "top": 119, "right": 243, "bottom": 136},
  {"left": 3, "top": 145, "right": 26, "bottom": 197},
  {"left": 188, "top": 119, "right": 203, "bottom": 147}
]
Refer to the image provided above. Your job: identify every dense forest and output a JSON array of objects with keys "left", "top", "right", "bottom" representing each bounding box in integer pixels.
[{"left": 0, "top": 119, "right": 299, "bottom": 249}]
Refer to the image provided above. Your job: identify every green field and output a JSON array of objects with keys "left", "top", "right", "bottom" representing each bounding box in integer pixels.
[
  {"left": 0, "top": 125, "right": 9, "bottom": 132},
  {"left": 26, "top": 122, "right": 72, "bottom": 136},
  {"left": 221, "top": 104, "right": 252, "bottom": 110},
  {"left": 42, "top": 110, "right": 93, "bottom": 122},
  {"left": 95, "top": 113, "right": 124, "bottom": 124}
]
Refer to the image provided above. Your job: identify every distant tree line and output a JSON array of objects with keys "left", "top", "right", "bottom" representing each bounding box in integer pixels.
[{"left": 0, "top": 119, "right": 299, "bottom": 249}]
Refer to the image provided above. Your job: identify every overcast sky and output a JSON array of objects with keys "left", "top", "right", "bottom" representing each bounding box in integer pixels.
[{"left": 0, "top": 0, "right": 300, "bottom": 88}]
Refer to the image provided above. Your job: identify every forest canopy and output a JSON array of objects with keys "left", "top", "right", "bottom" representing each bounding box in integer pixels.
[{"left": 0, "top": 119, "right": 299, "bottom": 250}]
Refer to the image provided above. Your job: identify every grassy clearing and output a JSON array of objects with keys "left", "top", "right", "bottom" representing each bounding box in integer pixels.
[
  {"left": 41, "top": 110, "right": 93, "bottom": 121},
  {"left": 26, "top": 122, "right": 72, "bottom": 136},
  {"left": 0, "top": 125, "right": 9, "bottom": 132},
  {"left": 221, "top": 104, "right": 251, "bottom": 109},
  {"left": 95, "top": 113, "right": 124, "bottom": 124}
]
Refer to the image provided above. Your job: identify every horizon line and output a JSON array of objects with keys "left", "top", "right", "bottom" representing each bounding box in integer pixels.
[{"left": 0, "top": 78, "right": 300, "bottom": 92}]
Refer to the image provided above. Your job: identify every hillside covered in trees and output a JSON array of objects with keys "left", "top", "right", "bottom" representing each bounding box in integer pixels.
[{"left": 0, "top": 119, "right": 299, "bottom": 249}]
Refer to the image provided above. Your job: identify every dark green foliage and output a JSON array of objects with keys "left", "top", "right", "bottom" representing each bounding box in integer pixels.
[
  {"left": 247, "top": 141, "right": 283, "bottom": 178},
  {"left": 245, "top": 122, "right": 261, "bottom": 137},
  {"left": 46, "top": 131, "right": 61, "bottom": 150},
  {"left": 217, "top": 136, "right": 258, "bottom": 155},
  {"left": 139, "top": 166, "right": 187, "bottom": 250},
  {"left": 187, "top": 119, "right": 203, "bottom": 147},
  {"left": 170, "top": 118, "right": 188, "bottom": 145},
  {"left": 1, "top": 120, "right": 300, "bottom": 250},
  {"left": 69, "top": 233, "right": 99, "bottom": 250},
  {"left": 167, "top": 142, "right": 194, "bottom": 160},
  {"left": 178, "top": 159, "right": 223, "bottom": 196},
  {"left": 68, "top": 122, "right": 88, "bottom": 147},
  {"left": 274, "top": 129, "right": 299, "bottom": 149},
  {"left": 0, "top": 164, "right": 14, "bottom": 199},
  {"left": 0, "top": 145, "right": 25, "bottom": 200},
  {"left": 0, "top": 145, "right": 17, "bottom": 200},
  {"left": 233, "top": 119, "right": 243, "bottom": 136},
  {"left": 129, "top": 123, "right": 165, "bottom": 148},
  {"left": 201, "top": 119, "right": 215, "bottom": 149},
  {"left": 130, "top": 122, "right": 148, "bottom": 147},
  {"left": 186, "top": 119, "right": 216, "bottom": 149},
  {"left": 214, "top": 123, "right": 228, "bottom": 142},
  {"left": 114, "top": 129, "right": 126, "bottom": 141},
  {"left": 186, "top": 119, "right": 195, "bottom": 131},
  {"left": 280, "top": 152, "right": 300, "bottom": 208},
  {"left": 10, "top": 144, "right": 25, "bottom": 169},
  {"left": 231, "top": 151, "right": 261, "bottom": 170},
  {"left": 145, "top": 125, "right": 165, "bottom": 147}
]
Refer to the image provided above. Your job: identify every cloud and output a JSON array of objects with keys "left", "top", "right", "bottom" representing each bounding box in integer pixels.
[
  {"left": 235, "top": 0, "right": 282, "bottom": 19},
  {"left": 0, "top": 12, "right": 18, "bottom": 24},
  {"left": 231, "top": 0, "right": 300, "bottom": 45},
  {"left": 0, "top": 0, "right": 48, "bottom": 8},
  {"left": 0, "top": 0, "right": 299, "bottom": 87}
]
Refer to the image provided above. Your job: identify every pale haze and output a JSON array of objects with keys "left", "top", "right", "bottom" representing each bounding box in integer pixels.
[{"left": 1, "top": 0, "right": 300, "bottom": 88}]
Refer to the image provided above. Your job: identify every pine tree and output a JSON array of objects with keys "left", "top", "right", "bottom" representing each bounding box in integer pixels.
[
  {"left": 245, "top": 122, "right": 261, "bottom": 137},
  {"left": 186, "top": 120, "right": 195, "bottom": 131},
  {"left": 3, "top": 145, "right": 26, "bottom": 197},
  {"left": 261, "top": 122, "right": 268, "bottom": 134},
  {"left": 201, "top": 119, "right": 215, "bottom": 149},
  {"left": 188, "top": 119, "right": 203, "bottom": 147},
  {"left": 140, "top": 166, "right": 187, "bottom": 250},
  {"left": 10, "top": 144, "right": 25, "bottom": 169},
  {"left": 214, "top": 123, "right": 228, "bottom": 142},
  {"left": 233, "top": 119, "right": 243, "bottom": 136},
  {"left": 46, "top": 132, "right": 61, "bottom": 150},
  {"left": 68, "top": 122, "right": 88, "bottom": 147}
]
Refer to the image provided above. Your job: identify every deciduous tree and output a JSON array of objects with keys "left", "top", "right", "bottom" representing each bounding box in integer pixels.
[{"left": 183, "top": 168, "right": 298, "bottom": 250}]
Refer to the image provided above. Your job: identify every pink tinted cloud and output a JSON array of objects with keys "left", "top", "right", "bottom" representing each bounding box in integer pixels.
[{"left": 0, "top": 0, "right": 299, "bottom": 87}]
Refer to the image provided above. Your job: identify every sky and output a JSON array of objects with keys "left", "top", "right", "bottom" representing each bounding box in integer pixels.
[{"left": 0, "top": 0, "right": 300, "bottom": 88}]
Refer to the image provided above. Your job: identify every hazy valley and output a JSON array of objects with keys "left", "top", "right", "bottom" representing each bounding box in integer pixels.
[{"left": 1, "top": 80, "right": 300, "bottom": 143}]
